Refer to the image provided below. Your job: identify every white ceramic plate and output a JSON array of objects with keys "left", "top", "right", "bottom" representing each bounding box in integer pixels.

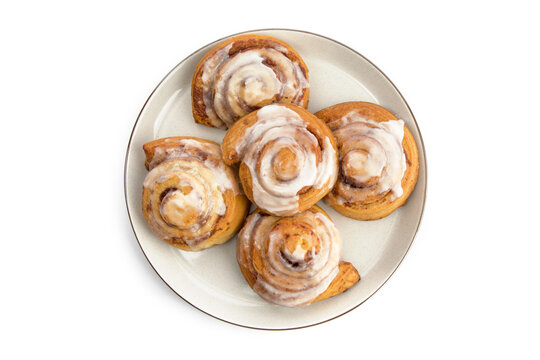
[{"left": 125, "top": 29, "right": 426, "bottom": 330}]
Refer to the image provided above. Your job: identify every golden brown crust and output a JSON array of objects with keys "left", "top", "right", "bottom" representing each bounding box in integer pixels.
[
  {"left": 315, "top": 102, "right": 419, "bottom": 220},
  {"left": 313, "top": 261, "right": 360, "bottom": 302},
  {"left": 221, "top": 104, "right": 338, "bottom": 216},
  {"left": 143, "top": 136, "right": 218, "bottom": 171},
  {"left": 192, "top": 34, "right": 309, "bottom": 129},
  {"left": 141, "top": 136, "right": 249, "bottom": 251},
  {"left": 315, "top": 101, "right": 397, "bottom": 124},
  {"left": 237, "top": 206, "right": 359, "bottom": 306}
]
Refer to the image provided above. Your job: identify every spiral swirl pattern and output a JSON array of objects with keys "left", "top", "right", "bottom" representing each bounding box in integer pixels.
[
  {"left": 315, "top": 102, "right": 419, "bottom": 220},
  {"left": 222, "top": 104, "right": 338, "bottom": 216},
  {"left": 192, "top": 34, "right": 309, "bottom": 129},
  {"left": 142, "top": 137, "right": 248, "bottom": 251},
  {"left": 237, "top": 207, "right": 342, "bottom": 307},
  {"left": 330, "top": 114, "right": 406, "bottom": 204}
]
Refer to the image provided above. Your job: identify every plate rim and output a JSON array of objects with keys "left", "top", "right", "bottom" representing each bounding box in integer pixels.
[{"left": 124, "top": 28, "right": 428, "bottom": 331}]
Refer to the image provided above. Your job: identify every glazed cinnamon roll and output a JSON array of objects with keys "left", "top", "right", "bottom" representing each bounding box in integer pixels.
[
  {"left": 221, "top": 104, "right": 338, "bottom": 216},
  {"left": 315, "top": 102, "right": 419, "bottom": 220},
  {"left": 142, "top": 137, "right": 249, "bottom": 251},
  {"left": 192, "top": 34, "right": 309, "bottom": 129},
  {"left": 237, "top": 206, "right": 360, "bottom": 307}
]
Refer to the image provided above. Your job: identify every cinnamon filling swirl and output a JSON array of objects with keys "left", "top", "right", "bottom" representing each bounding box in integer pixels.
[
  {"left": 329, "top": 114, "right": 406, "bottom": 204},
  {"left": 237, "top": 208, "right": 342, "bottom": 307},
  {"left": 142, "top": 137, "right": 248, "bottom": 251},
  {"left": 193, "top": 34, "right": 309, "bottom": 129},
  {"left": 222, "top": 104, "right": 338, "bottom": 216}
]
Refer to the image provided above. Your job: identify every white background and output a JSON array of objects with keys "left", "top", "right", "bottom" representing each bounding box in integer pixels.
[{"left": 1, "top": 1, "right": 539, "bottom": 359}]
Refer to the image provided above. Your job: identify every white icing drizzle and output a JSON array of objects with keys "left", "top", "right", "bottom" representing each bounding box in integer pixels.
[
  {"left": 199, "top": 41, "right": 308, "bottom": 128},
  {"left": 148, "top": 138, "right": 239, "bottom": 194},
  {"left": 143, "top": 162, "right": 222, "bottom": 247},
  {"left": 201, "top": 43, "right": 234, "bottom": 128},
  {"left": 163, "top": 183, "right": 204, "bottom": 212},
  {"left": 143, "top": 138, "right": 240, "bottom": 248},
  {"left": 292, "top": 60, "right": 310, "bottom": 91},
  {"left": 271, "top": 43, "right": 289, "bottom": 54},
  {"left": 213, "top": 50, "right": 282, "bottom": 125},
  {"left": 238, "top": 210, "right": 341, "bottom": 307},
  {"left": 235, "top": 104, "right": 337, "bottom": 215},
  {"left": 329, "top": 112, "right": 406, "bottom": 202}
]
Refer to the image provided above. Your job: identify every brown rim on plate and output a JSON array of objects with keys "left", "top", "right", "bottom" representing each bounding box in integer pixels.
[{"left": 124, "top": 28, "right": 427, "bottom": 331}]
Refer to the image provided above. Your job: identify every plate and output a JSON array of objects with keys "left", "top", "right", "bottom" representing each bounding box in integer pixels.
[{"left": 124, "top": 29, "right": 427, "bottom": 330}]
